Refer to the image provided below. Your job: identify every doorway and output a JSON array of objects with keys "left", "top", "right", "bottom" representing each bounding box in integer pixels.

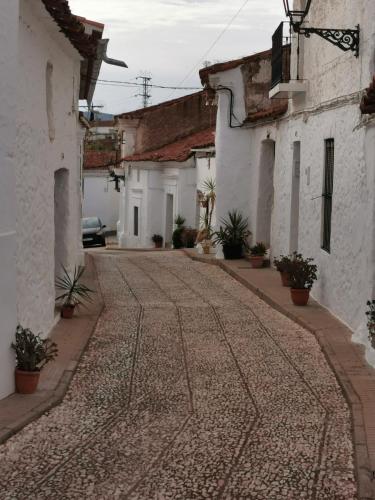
[
  {"left": 289, "top": 141, "right": 301, "bottom": 253},
  {"left": 54, "top": 168, "right": 69, "bottom": 281},
  {"left": 165, "top": 194, "right": 174, "bottom": 247},
  {"left": 256, "top": 140, "right": 275, "bottom": 247}
]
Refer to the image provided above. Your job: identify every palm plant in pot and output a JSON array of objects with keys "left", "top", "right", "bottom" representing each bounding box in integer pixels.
[
  {"left": 11, "top": 325, "right": 58, "bottom": 394},
  {"left": 55, "top": 265, "right": 95, "bottom": 318},
  {"left": 273, "top": 254, "right": 293, "bottom": 286},
  {"left": 249, "top": 242, "right": 267, "bottom": 268},
  {"left": 213, "top": 210, "right": 251, "bottom": 260},
  {"left": 288, "top": 255, "right": 317, "bottom": 306},
  {"left": 199, "top": 178, "right": 216, "bottom": 254}
]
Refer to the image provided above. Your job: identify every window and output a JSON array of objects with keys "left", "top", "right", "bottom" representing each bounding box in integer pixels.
[
  {"left": 46, "top": 62, "right": 55, "bottom": 142},
  {"left": 137, "top": 169, "right": 140, "bottom": 182},
  {"left": 322, "top": 139, "right": 334, "bottom": 252},
  {"left": 134, "top": 206, "right": 139, "bottom": 236}
]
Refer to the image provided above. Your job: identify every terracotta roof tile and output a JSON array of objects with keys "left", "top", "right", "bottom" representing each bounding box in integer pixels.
[
  {"left": 360, "top": 76, "right": 375, "bottom": 114},
  {"left": 199, "top": 49, "right": 272, "bottom": 85},
  {"left": 84, "top": 151, "right": 117, "bottom": 170},
  {"left": 244, "top": 103, "right": 288, "bottom": 124},
  {"left": 41, "top": 0, "right": 100, "bottom": 58},
  {"left": 123, "top": 128, "right": 215, "bottom": 163}
]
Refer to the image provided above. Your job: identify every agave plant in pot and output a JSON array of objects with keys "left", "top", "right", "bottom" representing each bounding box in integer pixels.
[
  {"left": 273, "top": 254, "right": 293, "bottom": 286},
  {"left": 288, "top": 254, "right": 318, "bottom": 306},
  {"left": 249, "top": 242, "right": 267, "bottom": 268},
  {"left": 11, "top": 325, "right": 58, "bottom": 394},
  {"left": 56, "top": 265, "right": 95, "bottom": 318},
  {"left": 213, "top": 210, "right": 251, "bottom": 260}
]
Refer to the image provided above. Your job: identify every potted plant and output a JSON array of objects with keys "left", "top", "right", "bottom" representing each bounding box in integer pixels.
[
  {"left": 249, "top": 242, "right": 267, "bottom": 268},
  {"left": 152, "top": 234, "right": 163, "bottom": 248},
  {"left": 198, "top": 178, "right": 216, "bottom": 254},
  {"left": 55, "top": 265, "right": 95, "bottom": 318},
  {"left": 11, "top": 325, "right": 58, "bottom": 394},
  {"left": 288, "top": 255, "right": 318, "bottom": 306},
  {"left": 273, "top": 254, "right": 293, "bottom": 286},
  {"left": 182, "top": 228, "right": 198, "bottom": 249},
  {"left": 172, "top": 215, "right": 186, "bottom": 249},
  {"left": 366, "top": 300, "right": 375, "bottom": 349},
  {"left": 213, "top": 210, "right": 251, "bottom": 260}
]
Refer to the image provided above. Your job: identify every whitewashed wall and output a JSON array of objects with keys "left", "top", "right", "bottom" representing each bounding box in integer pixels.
[
  {"left": 16, "top": 0, "right": 83, "bottom": 336},
  {"left": 83, "top": 171, "right": 120, "bottom": 231},
  {"left": 118, "top": 161, "right": 197, "bottom": 249},
  {"left": 0, "top": 0, "right": 19, "bottom": 399}
]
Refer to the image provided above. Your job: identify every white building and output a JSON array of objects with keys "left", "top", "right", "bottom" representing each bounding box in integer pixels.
[
  {"left": 202, "top": 0, "right": 375, "bottom": 364},
  {"left": 0, "top": 0, "right": 124, "bottom": 399},
  {"left": 83, "top": 150, "right": 120, "bottom": 232},
  {"left": 115, "top": 93, "right": 216, "bottom": 248}
]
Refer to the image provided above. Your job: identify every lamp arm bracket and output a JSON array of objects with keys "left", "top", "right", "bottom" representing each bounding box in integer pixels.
[{"left": 298, "top": 25, "right": 360, "bottom": 57}]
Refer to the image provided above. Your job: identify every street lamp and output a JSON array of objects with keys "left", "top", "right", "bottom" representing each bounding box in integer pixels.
[
  {"left": 283, "top": 0, "right": 311, "bottom": 30},
  {"left": 282, "top": 0, "right": 359, "bottom": 57}
]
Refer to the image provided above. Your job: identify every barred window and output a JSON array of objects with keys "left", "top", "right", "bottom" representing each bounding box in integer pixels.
[
  {"left": 322, "top": 139, "right": 334, "bottom": 252},
  {"left": 134, "top": 206, "right": 139, "bottom": 236}
]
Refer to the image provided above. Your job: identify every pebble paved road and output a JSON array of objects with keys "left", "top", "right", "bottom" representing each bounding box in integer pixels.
[{"left": 0, "top": 252, "right": 357, "bottom": 499}]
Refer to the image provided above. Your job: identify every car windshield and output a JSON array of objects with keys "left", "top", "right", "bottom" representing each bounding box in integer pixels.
[{"left": 82, "top": 217, "right": 100, "bottom": 229}]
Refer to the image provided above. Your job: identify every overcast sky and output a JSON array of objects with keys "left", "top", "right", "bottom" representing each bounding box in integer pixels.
[{"left": 69, "top": 0, "right": 285, "bottom": 114}]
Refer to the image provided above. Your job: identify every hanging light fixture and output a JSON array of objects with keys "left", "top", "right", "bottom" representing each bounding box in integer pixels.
[
  {"left": 282, "top": 0, "right": 312, "bottom": 30},
  {"left": 282, "top": 0, "right": 359, "bottom": 57}
]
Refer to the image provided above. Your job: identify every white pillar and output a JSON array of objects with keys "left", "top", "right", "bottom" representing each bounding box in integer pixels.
[{"left": 0, "top": 0, "right": 19, "bottom": 399}]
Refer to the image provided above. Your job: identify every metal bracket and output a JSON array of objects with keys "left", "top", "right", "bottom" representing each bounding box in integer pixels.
[{"left": 298, "top": 25, "right": 360, "bottom": 57}]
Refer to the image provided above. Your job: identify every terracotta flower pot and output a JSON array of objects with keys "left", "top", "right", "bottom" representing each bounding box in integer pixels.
[
  {"left": 61, "top": 304, "right": 75, "bottom": 319},
  {"left": 15, "top": 369, "right": 40, "bottom": 394},
  {"left": 249, "top": 256, "right": 264, "bottom": 268},
  {"left": 368, "top": 322, "right": 375, "bottom": 349},
  {"left": 290, "top": 288, "right": 310, "bottom": 306},
  {"left": 154, "top": 241, "right": 163, "bottom": 248},
  {"left": 202, "top": 244, "right": 211, "bottom": 255},
  {"left": 280, "top": 271, "right": 291, "bottom": 287}
]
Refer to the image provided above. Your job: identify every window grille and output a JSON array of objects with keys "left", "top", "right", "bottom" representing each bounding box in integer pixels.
[{"left": 322, "top": 139, "right": 334, "bottom": 252}]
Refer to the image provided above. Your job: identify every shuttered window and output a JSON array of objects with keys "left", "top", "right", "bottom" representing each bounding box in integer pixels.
[{"left": 322, "top": 139, "right": 334, "bottom": 252}]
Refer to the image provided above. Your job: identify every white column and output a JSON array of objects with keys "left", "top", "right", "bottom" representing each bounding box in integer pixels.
[{"left": 0, "top": 0, "right": 19, "bottom": 399}]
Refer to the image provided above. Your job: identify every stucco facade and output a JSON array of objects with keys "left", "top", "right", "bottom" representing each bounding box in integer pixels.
[
  {"left": 0, "top": 0, "right": 19, "bottom": 400},
  {"left": 0, "top": 0, "right": 105, "bottom": 399},
  {"left": 205, "top": 0, "right": 375, "bottom": 364}
]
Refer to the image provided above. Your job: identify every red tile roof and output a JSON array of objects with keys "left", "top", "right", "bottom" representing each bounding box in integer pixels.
[
  {"left": 244, "top": 103, "right": 288, "bottom": 124},
  {"left": 116, "top": 92, "right": 205, "bottom": 119},
  {"left": 360, "top": 76, "right": 375, "bottom": 114},
  {"left": 199, "top": 49, "right": 272, "bottom": 85},
  {"left": 84, "top": 151, "right": 117, "bottom": 170},
  {"left": 41, "top": 0, "right": 100, "bottom": 58},
  {"left": 123, "top": 128, "right": 215, "bottom": 163}
]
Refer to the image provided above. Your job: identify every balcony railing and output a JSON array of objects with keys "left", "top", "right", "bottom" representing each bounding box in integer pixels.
[{"left": 271, "top": 22, "right": 291, "bottom": 89}]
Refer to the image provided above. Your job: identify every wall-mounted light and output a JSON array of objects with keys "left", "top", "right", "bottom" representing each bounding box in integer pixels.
[{"left": 283, "top": 0, "right": 359, "bottom": 57}]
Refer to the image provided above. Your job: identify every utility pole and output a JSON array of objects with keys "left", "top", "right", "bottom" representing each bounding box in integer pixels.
[{"left": 136, "top": 75, "right": 151, "bottom": 108}]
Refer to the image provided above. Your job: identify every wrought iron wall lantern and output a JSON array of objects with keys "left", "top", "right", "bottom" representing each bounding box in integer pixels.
[
  {"left": 108, "top": 168, "right": 125, "bottom": 192},
  {"left": 283, "top": 0, "right": 360, "bottom": 57}
]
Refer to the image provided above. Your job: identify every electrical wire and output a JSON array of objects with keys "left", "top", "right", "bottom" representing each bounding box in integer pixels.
[
  {"left": 168, "top": 0, "right": 251, "bottom": 97},
  {"left": 91, "top": 78, "right": 202, "bottom": 91}
]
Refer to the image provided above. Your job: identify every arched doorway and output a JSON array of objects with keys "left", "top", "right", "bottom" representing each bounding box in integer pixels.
[
  {"left": 256, "top": 140, "right": 275, "bottom": 247},
  {"left": 54, "top": 168, "right": 69, "bottom": 280}
]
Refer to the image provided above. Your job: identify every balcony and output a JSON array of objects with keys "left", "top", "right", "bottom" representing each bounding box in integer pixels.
[{"left": 269, "top": 22, "right": 307, "bottom": 99}]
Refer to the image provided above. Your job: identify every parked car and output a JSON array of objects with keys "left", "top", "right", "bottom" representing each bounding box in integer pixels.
[{"left": 82, "top": 217, "right": 106, "bottom": 247}]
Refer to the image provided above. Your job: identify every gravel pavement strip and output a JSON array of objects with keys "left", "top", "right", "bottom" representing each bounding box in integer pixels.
[{"left": 0, "top": 251, "right": 357, "bottom": 499}]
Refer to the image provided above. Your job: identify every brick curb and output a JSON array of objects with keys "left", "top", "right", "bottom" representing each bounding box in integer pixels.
[
  {"left": 183, "top": 250, "right": 374, "bottom": 500},
  {"left": 0, "top": 254, "right": 104, "bottom": 445}
]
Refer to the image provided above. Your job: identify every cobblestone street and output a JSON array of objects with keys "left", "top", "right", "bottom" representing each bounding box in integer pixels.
[{"left": 0, "top": 252, "right": 357, "bottom": 499}]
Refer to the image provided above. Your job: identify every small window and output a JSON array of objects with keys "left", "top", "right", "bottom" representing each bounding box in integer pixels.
[
  {"left": 137, "top": 168, "right": 140, "bottom": 182},
  {"left": 46, "top": 61, "right": 55, "bottom": 142},
  {"left": 134, "top": 206, "right": 139, "bottom": 236},
  {"left": 322, "top": 139, "right": 334, "bottom": 252}
]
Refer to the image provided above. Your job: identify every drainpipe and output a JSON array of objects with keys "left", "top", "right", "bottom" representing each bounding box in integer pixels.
[{"left": 98, "top": 39, "right": 128, "bottom": 68}]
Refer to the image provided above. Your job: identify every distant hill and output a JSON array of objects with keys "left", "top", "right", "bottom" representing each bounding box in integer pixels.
[{"left": 83, "top": 111, "right": 114, "bottom": 122}]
